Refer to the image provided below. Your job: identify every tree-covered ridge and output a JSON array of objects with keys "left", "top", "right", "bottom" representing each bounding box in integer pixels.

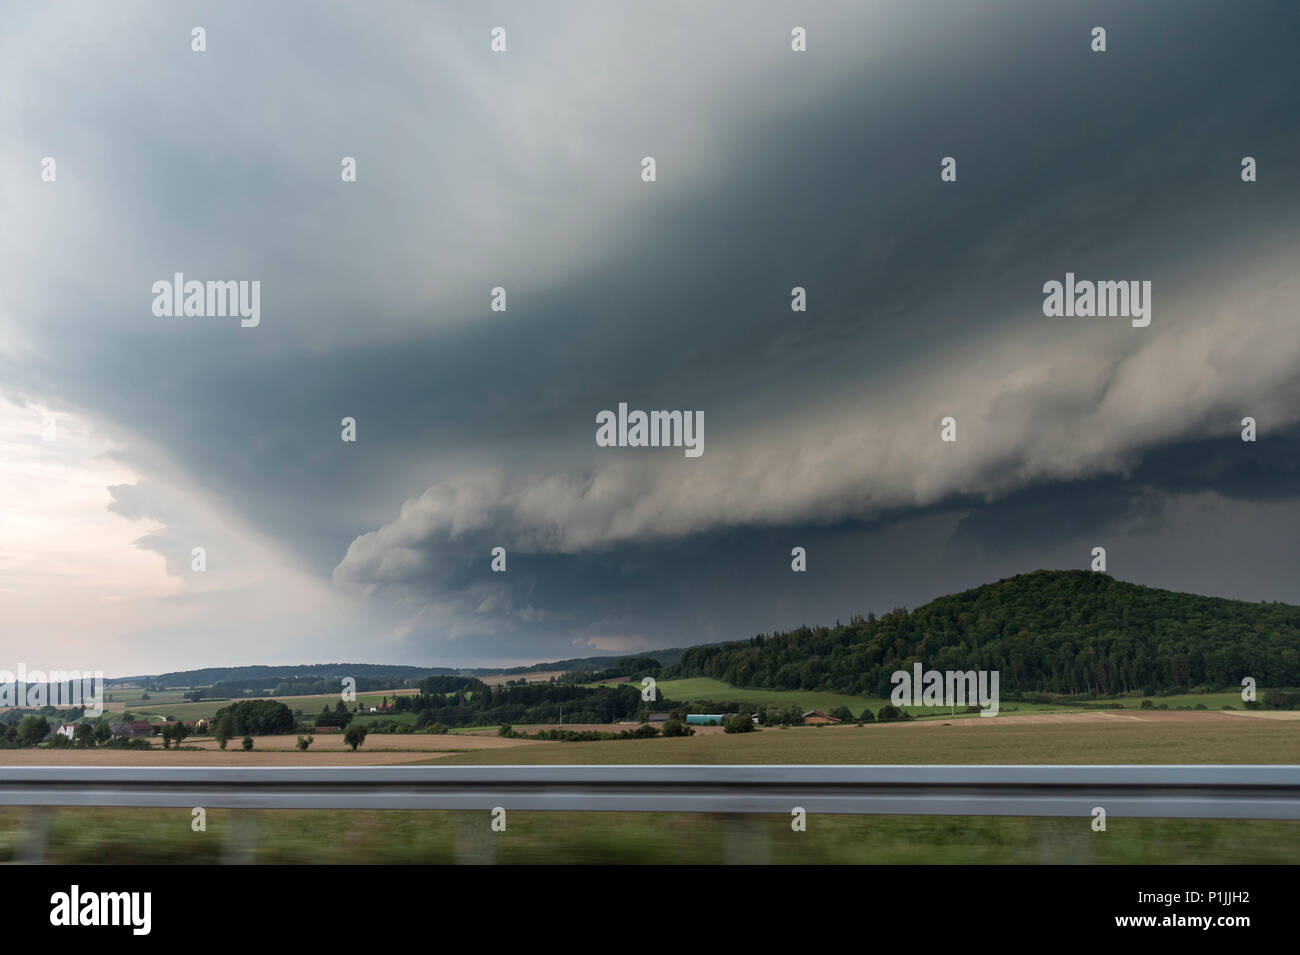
[{"left": 661, "top": 570, "right": 1300, "bottom": 697}]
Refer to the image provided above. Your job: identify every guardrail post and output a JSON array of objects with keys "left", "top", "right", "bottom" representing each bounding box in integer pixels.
[
  {"left": 16, "top": 806, "right": 53, "bottom": 864},
  {"left": 453, "top": 811, "right": 499, "bottom": 864},
  {"left": 221, "top": 810, "right": 260, "bottom": 864},
  {"left": 723, "top": 815, "right": 771, "bottom": 865}
]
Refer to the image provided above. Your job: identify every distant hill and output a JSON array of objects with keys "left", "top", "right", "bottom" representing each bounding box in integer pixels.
[
  {"left": 661, "top": 570, "right": 1300, "bottom": 697},
  {"left": 480, "top": 648, "right": 691, "bottom": 675},
  {"left": 113, "top": 649, "right": 694, "bottom": 689},
  {"left": 119, "top": 664, "right": 449, "bottom": 688}
]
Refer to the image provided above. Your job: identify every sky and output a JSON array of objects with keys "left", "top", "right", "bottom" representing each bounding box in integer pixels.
[{"left": 3, "top": 1, "right": 1300, "bottom": 675}]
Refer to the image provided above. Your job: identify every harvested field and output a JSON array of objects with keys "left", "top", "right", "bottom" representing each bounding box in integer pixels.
[
  {"left": 2, "top": 710, "right": 1292, "bottom": 767},
  {"left": 0, "top": 732, "right": 544, "bottom": 766},
  {"left": 432, "top": 709, "right": 1300, "bottom": 766}
]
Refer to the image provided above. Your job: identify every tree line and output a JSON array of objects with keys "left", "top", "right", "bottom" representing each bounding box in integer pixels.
[{"left": 661, "top": 570, "right": 1300, "bottom": 697}]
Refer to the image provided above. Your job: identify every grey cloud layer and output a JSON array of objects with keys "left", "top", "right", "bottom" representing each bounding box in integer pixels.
[{"left": 4, "top": 1, "right": 1299, "bottom": 665}]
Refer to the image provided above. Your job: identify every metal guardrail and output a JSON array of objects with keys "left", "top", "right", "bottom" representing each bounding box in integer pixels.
[{"left": 1, "top": 765, "right": 1297, "bottom": 818}]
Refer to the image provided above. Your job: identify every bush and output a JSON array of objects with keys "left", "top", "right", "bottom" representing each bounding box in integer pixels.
[
  {"left": 217, "top": 700, "right": 295, "bottom": 736},
  {"left": 343, "top": 724, "right": 368, "bottom": 751},
  {"left": 16, "top": 715, "right": 49, "bottom": 747},
  {"left": 213, "top": 713, "right": 236, "bottom": 750},
  {"left": 241, "top": 736, "right": 254, "bottom": 751},
  {"left": 723, "top": 713, "right": 756, "bottom": 734},
  {"left": 662, "top": 719, "right": 694, "bottom": 737},
  {"left": 1263, "top": 689, "right": 1300, "bottom": 709},
  {"left": 858, "top": 707, "right": 876, "bottom": 724},
  {"left": 1139, "top": 699, "right": 1154, "bottom": 709},
  {"left": 296, "top": 735, "right": 314, "bottom": 751}
]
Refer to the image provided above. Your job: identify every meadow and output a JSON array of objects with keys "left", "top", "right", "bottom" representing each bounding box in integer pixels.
[
  {"left": 99, "top": 691, "right": 412, "bottom": 723},
  {"left": 628, "top": 676, "right": 1249, "bottom": 719}
]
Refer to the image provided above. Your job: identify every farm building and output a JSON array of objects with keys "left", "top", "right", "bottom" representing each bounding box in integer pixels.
[
  {"left": 685, "top": 714, "right": 725, "bottom": 726},
  {"left": 801, "top": 710, "right": 841, "bottom": 724},
  {"left": 646, "top": 713, "right": 670, "bottom": 724}
]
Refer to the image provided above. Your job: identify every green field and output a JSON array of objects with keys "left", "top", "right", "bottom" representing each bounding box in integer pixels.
[
  {"left": 643, "top": 677, "right": 886, "bottom": 715},
  {"left": 644, "top": 677, "right": 1077, "bottom": 719},
  {"left": 102, "top": 691, "right": 407, "bottom": 723},
  {"left": 103, "top": 688, "right": 190, "bottom": 708},
  {"left": 1, "top": 806, "right": 1293, "bottom": 864},
  {"left": 431, "top": 716, "right": 1300, "bottom": 766},
  {"left": 619, "top": 677, "right": 1257, "bottom": 720}
]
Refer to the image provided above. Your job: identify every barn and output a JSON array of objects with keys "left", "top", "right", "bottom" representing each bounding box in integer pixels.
[{"left": 685, "top": 714, "right": 726, "bottom": 726}]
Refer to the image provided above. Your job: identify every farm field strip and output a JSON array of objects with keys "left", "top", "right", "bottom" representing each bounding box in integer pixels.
[{"left": 4, "top": 710, "right": 1293, "bottom": 766}]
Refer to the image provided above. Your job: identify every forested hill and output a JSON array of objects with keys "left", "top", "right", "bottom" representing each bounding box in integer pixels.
[{"left": 660, "top": 570, "right": 1300, "bottom": 697}]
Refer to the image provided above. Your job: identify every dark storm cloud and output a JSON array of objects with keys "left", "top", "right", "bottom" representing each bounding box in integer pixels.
[{"left": 4, "top": 0, "right": 1300, "bottom": 664}]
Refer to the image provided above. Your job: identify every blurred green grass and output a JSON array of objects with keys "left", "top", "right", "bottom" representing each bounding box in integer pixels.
[{"left": 2, "top": 807, "right": 1295, "bottom": 864}]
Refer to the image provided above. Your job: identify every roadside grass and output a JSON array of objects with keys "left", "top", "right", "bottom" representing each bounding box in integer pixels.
[{"left": 0, "top": 806, "right": 1292, "bottom": 864}]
